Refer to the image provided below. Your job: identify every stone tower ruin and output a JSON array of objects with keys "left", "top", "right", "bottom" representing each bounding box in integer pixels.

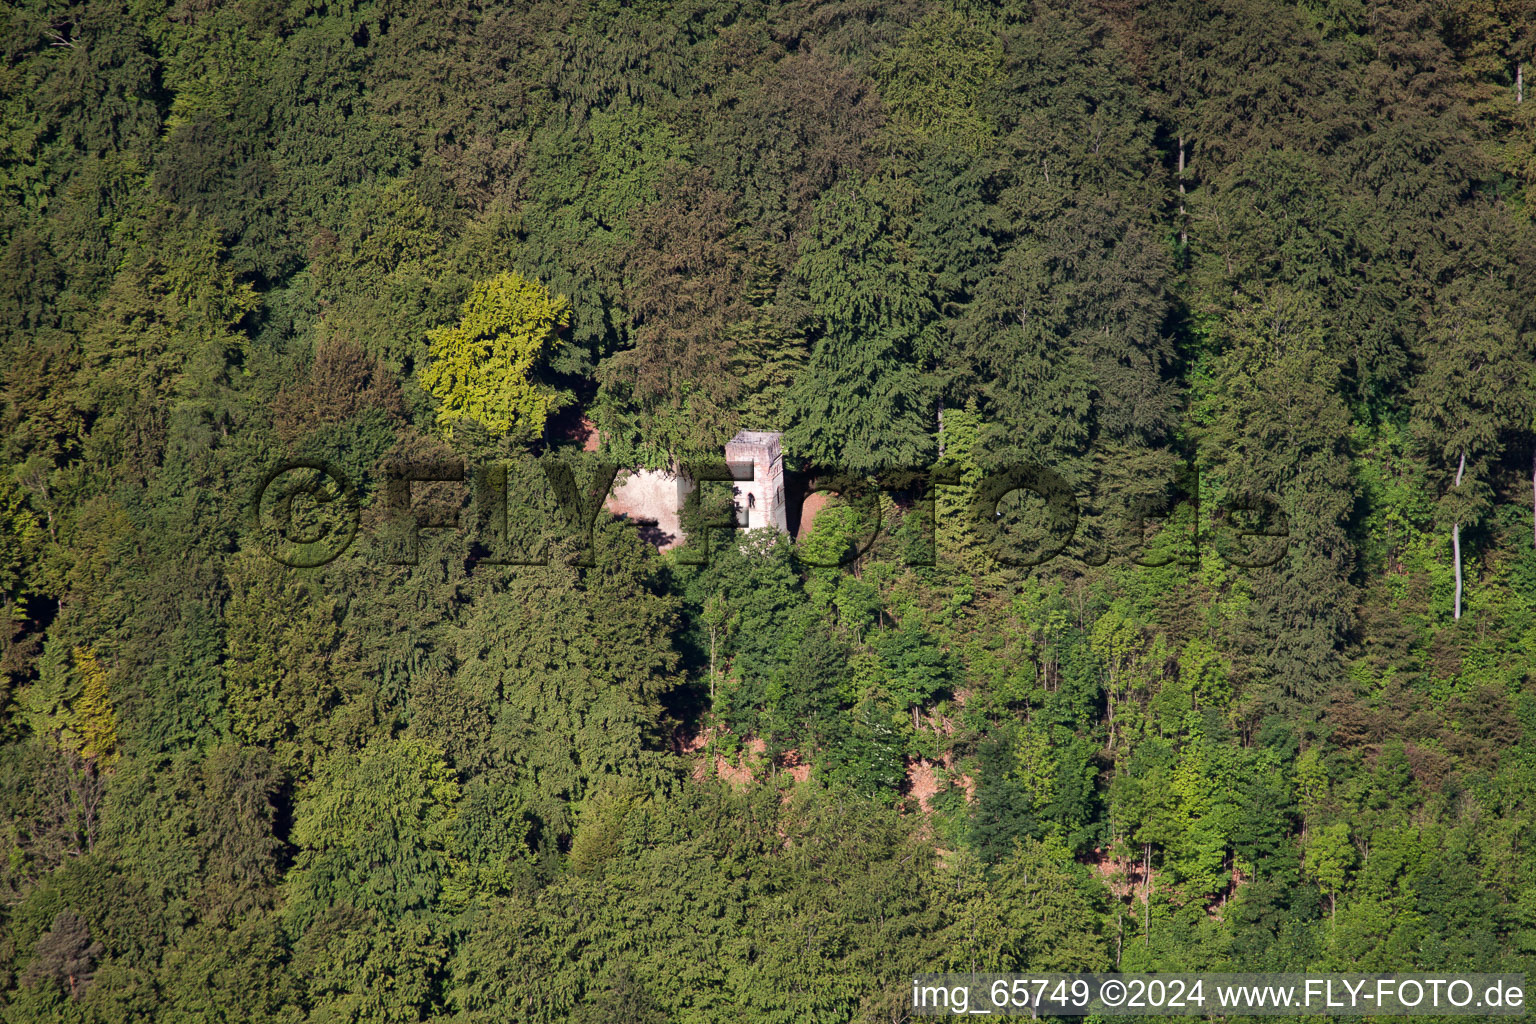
[{"left": 724, "top": 430, "right": 787, "bottom": 534}]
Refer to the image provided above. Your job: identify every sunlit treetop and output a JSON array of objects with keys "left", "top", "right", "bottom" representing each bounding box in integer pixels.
[{"left": 420, "top": 271, "right": 572, "bottom": 441}]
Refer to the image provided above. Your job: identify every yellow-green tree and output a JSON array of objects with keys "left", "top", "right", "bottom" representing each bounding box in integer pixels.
[
  {"left": 71, "top": 647, "right": 117, "bottom": 766},
  {"left": 420, "top": 271, "right": 571, "bottom": 440},
  {"left": 19, "top": 641, "right": 118, "bottom": 766}
]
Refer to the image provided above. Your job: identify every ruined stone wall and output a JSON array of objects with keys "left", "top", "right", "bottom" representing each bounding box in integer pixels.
[
  {"left": 604, "top": 468, "right": 693, "bottom": 551},
  {"left": 600, "top": 431, "right": 788, "bottom": 548}
]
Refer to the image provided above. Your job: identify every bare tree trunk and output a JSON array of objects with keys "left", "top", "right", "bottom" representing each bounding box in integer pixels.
[
  {"left": 1453, "top": 520, "right": 1463, "bottom": 619},
  {"left": 1106, "top": 681, "right": 1115, "bottom": 759},
  {"left": 1143, "top": 842, "right": 1152, "bottom": 946},
  {"left": 1453, "top": 451, "right": 1466, "bottom": 620}
]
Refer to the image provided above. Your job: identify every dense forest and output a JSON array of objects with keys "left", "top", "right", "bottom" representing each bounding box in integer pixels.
[{"left": 3, "top": 0, "right": 1536, "bottom": 1020}]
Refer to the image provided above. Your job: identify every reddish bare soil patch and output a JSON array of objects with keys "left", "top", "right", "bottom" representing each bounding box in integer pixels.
[
  {"left": 796, "top": 490, "right": 832, "bottom": 539},
  {"left": 780, "top": 748, "right": 813, "bottom": 784},
  {"left": 715, "top": 756, "right": 754, "bottom": 787},
  {"left": 696, "top": 736, "right": 768, "bottom": 788},
  {"left": 546, "top": 406, "right": 599, "bottom": 450},
  {"left": 674, "top": 724, "right": 712, "bottom": 755},
  {"left": 685, "top": 735, "right": 818, "bottom": 797},
  {"left": 917, "top": 707, "right": 958, "bottom": 736},
  {"left": 1206, "top": 863, "right": 1249, "bottom": 919},
  {"left": 1084, "top": 847, "right": 1147, "bottom": 902},
  {"left": 907, "top": 758, "right": 942, "bottom": 813}
]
